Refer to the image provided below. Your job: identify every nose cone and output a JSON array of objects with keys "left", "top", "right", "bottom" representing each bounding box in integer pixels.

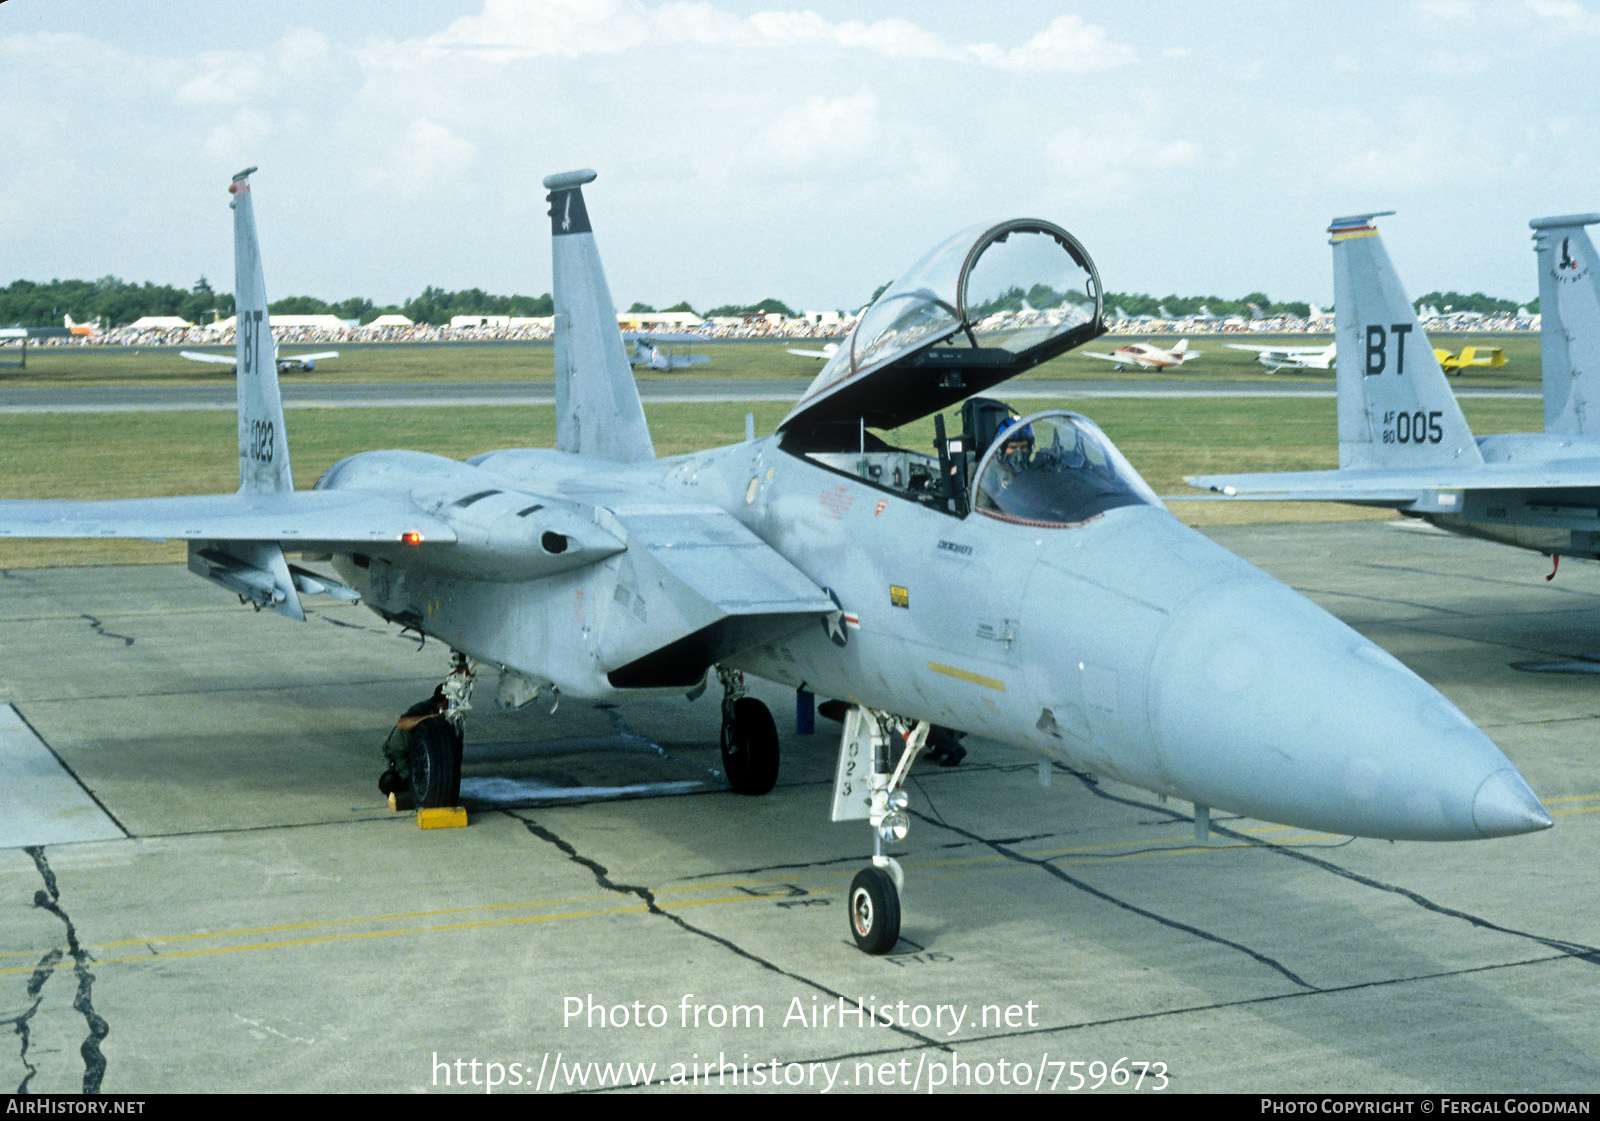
[
  {"left": 1474, "top": 769, "right": 1553, "bottom": 837},
  {"left": 1148, "top": 575, "right": 1551, "bottom": 841}
]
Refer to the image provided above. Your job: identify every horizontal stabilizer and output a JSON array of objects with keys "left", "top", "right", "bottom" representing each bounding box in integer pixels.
[{"left": 1188, "top": 461, "right": 1600, "bottom": 503}]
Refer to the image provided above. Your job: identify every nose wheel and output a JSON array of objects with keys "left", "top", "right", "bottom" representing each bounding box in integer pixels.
[{"left": 848, "top": 865, "right": 901, "bottom": 955}]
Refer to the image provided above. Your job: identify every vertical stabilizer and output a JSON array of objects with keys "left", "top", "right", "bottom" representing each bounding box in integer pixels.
[
  {"left": 231, "top": 168, "right": 293, "bottom": 493},
  {"left": 1330, "top": 213, "right": 1482, "bottom": 470},
  {"left": 1531, "top": 213, "right": 1600, "bottom": 435},
  {"left": 544, "top": 170, "right": 655, "bottom": 462},
  {"left": 198, "top": 168, "right": 302, "bottom": 620}
]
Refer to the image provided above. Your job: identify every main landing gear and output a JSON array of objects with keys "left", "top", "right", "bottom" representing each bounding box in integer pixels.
[
  {"left": 718, "top": 667, "right": 780, "bottom": 795},
  {"left": 384, "top": 652, "right": 475, "bottom": 810},
  {"left": 830, "top": 708, "right": 928, "bottom": 955}
]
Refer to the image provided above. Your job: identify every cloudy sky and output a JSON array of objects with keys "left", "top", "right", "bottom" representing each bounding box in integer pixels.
[{"left": 3, "top": 0, "right": 1597, "bottom": 314}]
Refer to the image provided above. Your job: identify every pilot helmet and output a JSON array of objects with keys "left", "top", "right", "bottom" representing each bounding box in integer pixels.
[{"left": 995, "top": 415, "right": 1034, "bottom": 470}]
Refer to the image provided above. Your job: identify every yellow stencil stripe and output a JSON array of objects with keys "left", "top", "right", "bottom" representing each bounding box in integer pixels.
[{"left": 927, "top": 661, "right": 1006, "bottom": 692}]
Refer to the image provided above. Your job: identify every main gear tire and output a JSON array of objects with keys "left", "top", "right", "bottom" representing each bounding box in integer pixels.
[
  {"left": 409, "top": 717, "right": 462, "bottom": 808},
  {"left": 721, "top": 696, "right": 779, "bottom": 795}
]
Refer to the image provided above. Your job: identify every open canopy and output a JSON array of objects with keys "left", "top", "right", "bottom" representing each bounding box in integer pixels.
[{"left": 780, "top": 218, "right": 1104, "bottom": 436}]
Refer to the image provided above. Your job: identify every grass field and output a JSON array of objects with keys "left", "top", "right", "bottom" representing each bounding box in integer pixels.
[{"left": 0, "top": 339, "right": 1548, "bottom": 567}]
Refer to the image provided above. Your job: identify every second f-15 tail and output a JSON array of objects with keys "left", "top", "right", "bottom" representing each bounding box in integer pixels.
[
  {"left": 544, "top": 170, "right": 655, "bottom": 463},
  {"left": 1532, "top": 212, "right": 1600, "bottom": 436}
]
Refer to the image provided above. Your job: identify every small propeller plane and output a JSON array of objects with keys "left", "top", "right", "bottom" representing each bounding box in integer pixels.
[
  {"left": 1080, "top": 337, "right": 1200, "bottom": 370},
  {"left": 787, "top": 342, "right": 841, "bottom": 361},
  {"left": 1433, "top": 345, "right": 1506, "bottom": 374},
  {"left": 1225, "top": 341, "right": 1337, "bottom": 373},
  {"left": 179, "top": 345, "right": 340, "bottom": 374},
  {"left": 0, "top": 173, "right": 1551, "bottom": 955},
  {"left": 624, "top": 334, "right": 709, "bottom": 370},
  {"left": 1189, "top": 211, "right": 1600, "bottom": 569}
]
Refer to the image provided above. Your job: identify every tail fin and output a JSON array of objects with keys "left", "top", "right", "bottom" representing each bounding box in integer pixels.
[
  {"left": 1530, "top": 213, "right": 1600, "bottom": 435},
  {"left": 193, "top": 167, "right": 302, "bottom": 620},
  {"left": 230, "top": 167, "right": 293, "bottom": 494},
  {"left": 1329, "top": 212, "right": 1482, "bottom": 470},
  {"left": 543, "top": 170, "right": 654, "bottom": 462}
]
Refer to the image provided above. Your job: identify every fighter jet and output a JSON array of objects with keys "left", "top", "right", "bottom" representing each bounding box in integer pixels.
[
  {"left": 1188, "top": 211, "right": 1600, "bottom": 569},
  {"left": 0, "top": 173, "right": 1550, "bottom": 955}
]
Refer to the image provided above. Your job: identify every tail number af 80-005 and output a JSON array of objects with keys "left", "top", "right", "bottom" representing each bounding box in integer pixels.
[{"left": 1383, "top": 409, "right": 1443, "bottom": 445}]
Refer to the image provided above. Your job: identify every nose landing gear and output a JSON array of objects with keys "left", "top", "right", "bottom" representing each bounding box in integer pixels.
[{"left": 830, "top": 707, "right": 928, "bottom": 954}]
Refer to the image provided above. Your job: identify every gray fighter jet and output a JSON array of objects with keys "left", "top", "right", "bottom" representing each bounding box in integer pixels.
[
  {"left": 0, "top": 171, "right": 1551, "bottom": 955},
  {"left": 1188, "top": 211, "right": 1600, "bottom": 568}
]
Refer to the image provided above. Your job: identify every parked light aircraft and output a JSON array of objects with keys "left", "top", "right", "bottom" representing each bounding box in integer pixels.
[
  {"left": 1081, "top": 337, "right": 1200, "bottom": 370},
  {"left": 1225, "top": 341, "right": 1336, "bottom": 373},
  {"left": 1189, "top": 211, "right": 1600, "bottom": 566},
  {"left": 1434, "top": 345, "right": 1506, "bottom": 374},
  {"left": 180, "top": 345, "right": 339, "bottom": 374},
  {"left": 0, "top": 173, "right": 1551, "bottom": 955},
  {"left": 787, "top": 342, "right": 840, "bottom": 361}
]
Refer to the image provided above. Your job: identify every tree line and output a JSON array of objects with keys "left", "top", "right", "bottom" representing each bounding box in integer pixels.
[{"left": 0, "top": 276, "right": 1536, "bottom": 329}]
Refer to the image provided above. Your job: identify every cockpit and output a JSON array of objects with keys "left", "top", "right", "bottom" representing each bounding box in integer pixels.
[
  {"left": 777, "top": 216, "right": 1158, "bottom": 525},
  {"left": 970, "top": 409, "right": 1157, "bottom": 526}
]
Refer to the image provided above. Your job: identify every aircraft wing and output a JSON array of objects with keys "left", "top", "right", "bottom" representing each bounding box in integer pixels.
[
  {"left": 281, "top": 351, "right": 339, "bottom": 366},
  {"left": 1226, "top": 345, "right": 1315, "bottom": 357},
  {"left": 178, "top": 350, "right": 238, "bottom": 366},
  {"left": 1080, "top": 350, "right": 1130, "bottom": 364},
  {"left": 0, "top": 491, "right": 457, "bottom": 544},
  {"left": 625, "top": 331, "right": 704, "bottom": 345}
]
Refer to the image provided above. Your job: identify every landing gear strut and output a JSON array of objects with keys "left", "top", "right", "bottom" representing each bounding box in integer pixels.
[
  {"left": 718, "top": 667, "right": 779, "bottom": 795},
  {"left": 830, "top": 707, "right": 928, "bottom": 954}
]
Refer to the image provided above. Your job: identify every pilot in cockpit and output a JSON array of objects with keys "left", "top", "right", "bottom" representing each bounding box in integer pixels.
[{"left": 994, "top": 415, "right": 1034, "bottom": 476}]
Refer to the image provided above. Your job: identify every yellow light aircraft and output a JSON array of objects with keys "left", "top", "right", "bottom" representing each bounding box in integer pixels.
[{"left": 1433, "top": 345, "right": 1506, "bottom": 374}]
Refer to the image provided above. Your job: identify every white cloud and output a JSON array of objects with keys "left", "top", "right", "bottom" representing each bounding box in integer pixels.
[
  {"left": 379, "top": 118, "right": 479, "bottom": 203},
  {"left": 203, "top": 108, "right": 275, "bottom": 163},
  {"left": 1047, "top": 123, "right": 1202, "bottom": 204},
  {"left": 756, "top": 92, "right": 882, "bottom": 172},
  {"left": 388, "top": 1, "right": 1133, "bottom": 72},
  {"left": 972, "top": 14, "right": 1137, "bottom": 72},
  {"left": 1416, "top": 0, "right": 1480, "bottom": 21},
  {"left": 1524, "top": 0, "right": 1600, "bottom": 33}
]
